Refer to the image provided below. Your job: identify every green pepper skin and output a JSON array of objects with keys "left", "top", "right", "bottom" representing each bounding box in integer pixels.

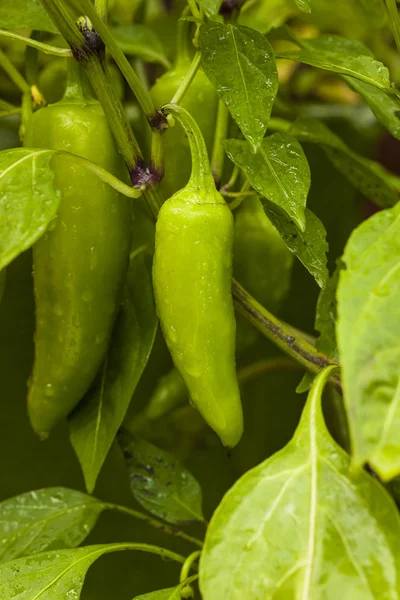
[
  {"left": 26, "top": 98, "right": 132, "bottom": 436},
  {"left": 144, "top": 367, "right": 188, "bottom": 420},
  {"left": 150, "top": 65, "right": 217, "bottom": 198},
  {"left": 153, "top": 188, "right": 243, "bottom": 448},
  {"left": 234, "top": 197, "right": 294, "bottom": 352}
]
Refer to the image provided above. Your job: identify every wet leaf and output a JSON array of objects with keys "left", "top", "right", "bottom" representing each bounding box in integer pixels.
[
  {"left": 119, "top": 431, "right": 204, "bottom": 525},
  {"left": 225, "top": 133, "right": 310, "bottom": 231},
  {"left": 262, "top": 204, "right": 328, "bottom": 288},
  {"left": 338, "top": 202, "right": 400, "bottom": 480},
  {"left": 0, "top": 488, "right": 106, "bottom": 564},
  {"left": 0, "top": 149, "right": 60, "bottom": 270},
  {"left": 133, "top": 576, "right": 198, "bottom": 599},
  {"left": 277, "top": 34, "right": 392, "bottom": 92},
  {"left": 290, "top": 117, "right": 399, "bottom": 208},
  {"left": 200, "top": 367, "right": 400, "bottom": 599},
  {"left": 238, "top": 0, "right": 297, "bottom": 33},
  {"left": 69, "top": 249, "right": 157, "bottom": 494},
  {"left": 200, "top": 23, "right": 278, "bottom": 151},
  {"left": 197, "top": 0, "right": 222, "bottom": 17},
  {"left": 295, "top": 0, "right": 311, "bottom": 13}
]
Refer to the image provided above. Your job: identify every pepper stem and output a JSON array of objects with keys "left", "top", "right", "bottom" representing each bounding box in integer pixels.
[{"left": 161, "top": 103, "right": 216, "bottom": 194}]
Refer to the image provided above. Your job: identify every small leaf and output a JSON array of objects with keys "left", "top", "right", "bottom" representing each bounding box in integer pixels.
[
  {"left": 119, "top": 431, "right": 204, "bottom": 525},
  {"left": 112, "top": 25, "right": 171, "bottom": 68},
  {"left": 0, "top": 488, "right": 106, "bottom": 564},
  {"left": 277, "top": 33, "right": 392, "bottom": 91},
  {"left": 0, "top": 149, "right": 60, "bottom": 270},
  {"left": 200, "top": 23, "right": 278, "bottom": 151},
  {"left": 290, "top": 117, "right": 399, "bottom": 208},
  {"left": 200, "top": 367, "right": 400, "bottom": 599},
  {"left": 69, "top": 248, "right": 157, "bottom": 493},
  {"left": 197, "top": 0, "right": 222, "bottom": 17},
  {"left": 297, "top": 261, "right": 342, "bottom": 392},
  {"left": 344, "top": 77, "right": 400, "bottom": 141},
  {"left": 0, "top": 0, "right": 57, "bottom": 32},
  {"left": 295, "top": 0, "right": 311, "bottom": 13},
  {"left": 225, "top": 133, "right": 310, "bottom": 231},
  {"left": 338, "top": 202, "right": 400, "bottom": 480},
  {"left": 263, "top": 204, "right": 328, "bottom": 288}
]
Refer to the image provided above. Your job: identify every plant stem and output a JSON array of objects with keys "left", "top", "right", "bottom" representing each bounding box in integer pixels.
[
  {"left": 77, "top": 541, "right": 191, "bottom": 566},
  {"left": 0, "top": 29, "right": 72, "bottom": 56},
  {"left": 171, "top": 51, "right": 201, "bottom": 105},
  {"left": 108, "top": 504, "right": 203, "bottom": 548},
  {"left": 95, "top": 0, "right": 108, "bottom": 22},
  {"left": 0, "top": 48, "right": 30, "bottom": 93},
  {"left": 180, "top": 550, "right": 202, "bottom": 583},
  {"left": 56, "top": 151, "right": 142, "bottom": 198},
  {"left": 162, "top": 103, "right": 216, "bottom": 194},
  {"left": 232, "top": 279, "right": 342, "bottom": 392},
  {"left": 211, "top": 100, "right": 229, "bottom": 188},
  {"left": 385, "top": 0, "right": 400, "bottom": 55},
  {"left": 188, "top": 0, "right": 201, "bottom": 19},
  {"left": 222, "top": 163, "right": 240, "bottom": 192}
]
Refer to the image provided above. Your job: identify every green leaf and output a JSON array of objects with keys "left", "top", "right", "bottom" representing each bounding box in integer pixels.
[
  {"left": 111, "top": 25, "right": 171, "bottom": 68},
  {"left": 344, "top": 77, "right": 400, "bottom": 141},
  {"left": 197, "top": 0, "right": 222, "bottom": 17},
  {"left": 69, "top": 248, "right": 157, "bottom": 494},
  {"left": 0, "top": 488, "right": 106, "bottom": 564},
  {"left": 199, "top": 367, "right": 400, "bottom": 599},
  {"left": 225, "top": 133, "right": 310, "bottom": 231},
  {"left": 200, "top": 23, "right": 278, "bottom": 151},
  {"left": 0, "top": 149, "right": 60, "bottom": 271},
  {"left": 119, "top": 432, "right": 204, "bottom": 525},
  {"left": 263, "top": 205, "right": 328, "bottom": 288},
  {"left": 0, "top": 0, "right": 58, "bottom": 32},
  {"left": 238, "top": 0, "right": 297, "bottom": 34},
  {"left": 290, "top": 117, "right": 399, "bottom": 208},
  {"left": 337, "top": 202, "right": 400, "bottom": 480},
  {"left": 277, "top": 33, "right": 392, "bottom": 92},
  {"left": 295, "top": 0, "right": 311, "bottom": 13}
]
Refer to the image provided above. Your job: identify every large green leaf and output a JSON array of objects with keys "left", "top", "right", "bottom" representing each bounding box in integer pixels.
[
  {"left": 0, "top": 149, "right": 60, "bottom": 270},
  {"left": 344, "top": 77, "right": 400, "bottom": 141},
  {"left": 290, "top": 118, "right": 399, "bottom": 208},
  {"left": 337, "top": 202, "right": 400, "bottom": 480},
  {"left": 200, "top": 23, "right": 278, "bottom": 151},
  {"left": 0, "top": 488, "right": 106, "bottom": 564},
  {"left": 277, "top": 34, "right": 392, "bottom": 92},
  {"left": 200, "top": 367, "right": 400, "bottom": 599},
  {"left": 0, "top": 0, "right": 57, "bottom": 32},
  {"left": 225, "top": 133, "right": 310, "bottom": 231},
  {"left": 197, "top": 0, "right": 222, "bottom": 16},
  {"left": 112, "top": 25, "right": 170, "bottom": 68},
  {"left": 119, "top": 432, "right": 204, "bottom": 525},
  {"left": 69, "top": 248, "right": 157, "bottom": 494}
]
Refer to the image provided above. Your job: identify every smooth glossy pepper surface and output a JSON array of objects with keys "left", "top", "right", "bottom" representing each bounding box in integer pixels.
[
  {"left": 153, "top": 104, "right": 243, "bottom": 447},
  {"left": 26, "top": 92, "right": 132, "bottom": 436}
]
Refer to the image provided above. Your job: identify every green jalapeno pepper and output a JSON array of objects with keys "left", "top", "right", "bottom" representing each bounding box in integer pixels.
[
  {"left": 153, "top": 104, "right": 243, "bottom": 448},
  {"left": 25, "top": 63, "right": 132, "bottom": 437}
]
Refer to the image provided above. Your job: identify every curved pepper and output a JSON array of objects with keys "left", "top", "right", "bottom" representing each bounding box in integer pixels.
[
  {"left": 25, "top": 65, "right": 132, "bottom": 437},
  {"left": 153, "top": 104, "right": 243, "bottom": 447}
]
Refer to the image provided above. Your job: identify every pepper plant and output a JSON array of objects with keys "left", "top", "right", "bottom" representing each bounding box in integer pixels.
[{"left": 1, "top": 0, "right": 400, "bottom": 598}]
